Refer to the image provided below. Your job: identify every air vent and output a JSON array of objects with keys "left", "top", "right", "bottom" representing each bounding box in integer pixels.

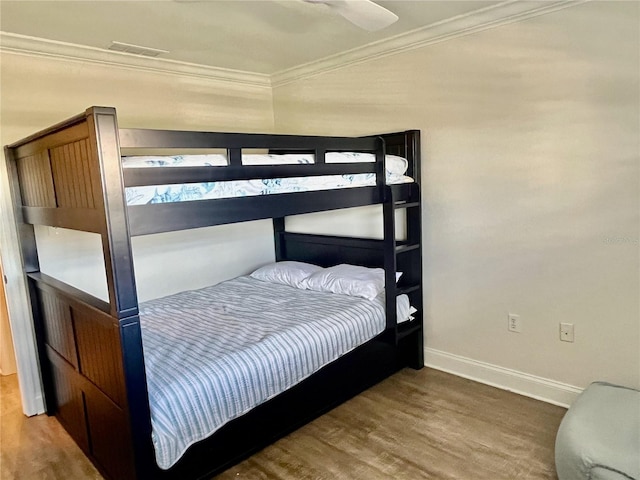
[{"left": 107, "top": 41, "right": 169, "bottom": 58}]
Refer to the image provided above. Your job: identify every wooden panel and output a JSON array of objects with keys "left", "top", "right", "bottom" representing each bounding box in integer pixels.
[
  {"left": 85, "top": 388, "right": 136, "bottom": 480},
  {"left": 277, "top": 232, "right": 384, "bottom": 268},
  {"left": 40, "top": 290, "right": 78, "bottom": 368},
  {"left": 12, "top": 120, "right": 90, "bottom": 158},
  {"left": 22, "top": 206, "right": 103, "bottom": 233},
  {"left": 15, "top": 150, "right": 57, "bottom": 207},
  {"left": 50, "top": 360, "right": 89, "bottom": 452},
  {"left": 49, "top": 138, "right": 98, "bottom": 209},
  {"left": 73, "top": 308, "right": 126, "bottom": 407}
]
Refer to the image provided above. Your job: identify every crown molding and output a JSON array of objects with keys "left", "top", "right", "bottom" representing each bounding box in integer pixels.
[
  {"left": 0, "top": 1, "right": 586, "bottom": 90},
  {"left": 271, "top": 0, "right": 587, "bottom": 87},
  {"left": 0, "top": 32, "right": 271, "bottom": 89}
]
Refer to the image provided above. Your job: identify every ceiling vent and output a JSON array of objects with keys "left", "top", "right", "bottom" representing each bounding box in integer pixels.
[{"left": 107, "top": 41, "right": 169, "bottom": 57}]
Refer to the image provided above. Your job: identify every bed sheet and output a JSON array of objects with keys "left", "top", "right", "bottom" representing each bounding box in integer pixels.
[
  {"left": 138, "top": 276, "right": 387, "bottom": 469},
  {"left": 123, "top": 153, "right": 413, "bottom": 205}
]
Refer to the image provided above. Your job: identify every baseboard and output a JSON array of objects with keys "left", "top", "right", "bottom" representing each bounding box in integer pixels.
[{"left": 424, "top": 348, "right": 583, "bottom": 408}]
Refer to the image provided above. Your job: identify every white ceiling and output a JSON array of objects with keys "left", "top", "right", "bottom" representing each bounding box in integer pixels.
[{"left": 0, "top": 1, "right": 581, "bottom": 83}]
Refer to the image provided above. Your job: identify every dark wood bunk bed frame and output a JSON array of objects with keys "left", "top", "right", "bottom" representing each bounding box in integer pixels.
[{"left": 5, "top": 106, "right": 423, "bottom": 480}]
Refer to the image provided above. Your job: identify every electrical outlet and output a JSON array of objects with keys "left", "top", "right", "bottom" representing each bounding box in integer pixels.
[
  {"left": 560, "top": 323, "right": 574, "bottom": 342},
  {"left": 508, "top": 314, "right": 522, "bottom": 333}
]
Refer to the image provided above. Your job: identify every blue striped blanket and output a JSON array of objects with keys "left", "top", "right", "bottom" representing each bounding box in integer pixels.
[{"left": 139, "top": 276, "right": 386, "bottom": 469}]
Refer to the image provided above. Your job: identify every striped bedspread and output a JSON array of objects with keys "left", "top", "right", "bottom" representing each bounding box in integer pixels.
[{"left": 138, "top": 276, "right": 386, "bottom": 469}]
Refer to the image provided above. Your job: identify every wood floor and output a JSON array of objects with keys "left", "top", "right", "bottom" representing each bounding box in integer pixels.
[
  {"left": 0, "top": 368, "right": 566, "bottom": 480},
  {"left": 0, "top": 372, "right": 101, "bottom": 479}
]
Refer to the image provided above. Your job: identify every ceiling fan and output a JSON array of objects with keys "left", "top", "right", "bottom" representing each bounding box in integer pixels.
[
  {"left": 302, "top": 0, "right": 399, "bottom": 32},
  {"left": 175, "top": 0, "right": 398, "bottom": 32}
]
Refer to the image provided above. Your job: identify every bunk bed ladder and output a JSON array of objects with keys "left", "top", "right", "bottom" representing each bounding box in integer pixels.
[{"left": 383, "top": 183, "right": 424, "bottom": 369}]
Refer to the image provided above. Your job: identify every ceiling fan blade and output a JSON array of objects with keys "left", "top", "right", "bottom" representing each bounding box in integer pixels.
[{"left": 306, "top": 0, "right": 399, "bottom": 32}]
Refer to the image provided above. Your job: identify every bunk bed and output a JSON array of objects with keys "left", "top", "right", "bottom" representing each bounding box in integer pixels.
[{"left": 5, "top": 106, "right": 424, "bottom": 480}]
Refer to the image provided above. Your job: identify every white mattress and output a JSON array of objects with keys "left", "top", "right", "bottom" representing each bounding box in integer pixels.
[{"left": 123, "top": 152, "right": 413, "bottom": 205}]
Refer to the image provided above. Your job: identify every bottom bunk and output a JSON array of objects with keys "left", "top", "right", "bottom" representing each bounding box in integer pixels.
[
  {"left": 30, "top": 233, "right": 423, "bottom": 480},
  {"left": 164, "top": 329, "right": 403, "bottom": 480},
  {"left": 141, "top": 273, "right": 402, "bottom": 471}
]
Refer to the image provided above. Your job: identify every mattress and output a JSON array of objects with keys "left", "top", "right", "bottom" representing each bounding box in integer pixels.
[
  {"left": 138, "top": 276, "right": 388, "bottom": 469},
  {"left": 123, "top": 152, "right": 413, "bottom": 205}
]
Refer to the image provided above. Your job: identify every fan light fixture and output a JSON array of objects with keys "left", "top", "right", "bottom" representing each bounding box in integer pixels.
[
  {"left": 303, "top": 0, "right": 398, "bottom": 31},
  {"left": 175, "top": 0, "right": 399, "bottom": 32}
]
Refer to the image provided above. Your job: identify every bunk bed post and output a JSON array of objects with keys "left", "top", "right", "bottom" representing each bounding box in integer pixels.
[
  {"left": 85, "top": 107, "right": 138, "bottom": 318},
  {"left": 379, "top": 130, "right": 424, "bottom": 369},
  {"left": 378, "top": 136, "right": 399, "bottom": 335},
  {"left": 273, "top": 217, "right": 286, "bottom": 261},
  {"left": 382, "top": 186, "right": 398, "bottom": 333},
  {"left": 4, "top": 147, "right": 40, "bottom": 273},
  {"left": 407, "top": 129, "right": 421, "bottom": 182},
  {"left": 84, "top": 107, "right": 156, "bottom": 479},
  {"left": 3, "top": 145, "right": 56, "bottom": 413},
  {"left": 406, "top": 130, "right": 423, "bottom": 368}
]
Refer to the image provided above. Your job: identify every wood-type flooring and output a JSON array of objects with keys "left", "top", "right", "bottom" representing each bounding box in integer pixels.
[{"left": 1, "top": 368, "right": 566, "bottom": 479}]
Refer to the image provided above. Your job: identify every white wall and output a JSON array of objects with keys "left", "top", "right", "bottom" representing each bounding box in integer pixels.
[
  {"left": 273, "top": 1, "right": 640, "bottom": 398},
  {"left": 1, "top": 52, "right": 277, "bottom": 300},
  {"left": 2, "top": 1, "right": 638, "bottom": 411},
  {"left": 0, "top": 52, "right": 276, "bottom": 413}
]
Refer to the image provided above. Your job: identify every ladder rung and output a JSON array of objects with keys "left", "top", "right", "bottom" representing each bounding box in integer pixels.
[
  {"left": 394, "top": 201, "right": 420, "bottom": 209},
  {"left": 395, "top": 243, "right": 420, "bottom": 254},
  {"left": 397, "top": 284, "right": 420, "bottom": 295},
  {"left": 397, "top": 320, "right": 421, "bottom": 340}
]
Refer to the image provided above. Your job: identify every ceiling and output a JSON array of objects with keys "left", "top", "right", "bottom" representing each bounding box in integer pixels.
[{"left": 0, "top": 1, "right": 579, "bottom": 83}]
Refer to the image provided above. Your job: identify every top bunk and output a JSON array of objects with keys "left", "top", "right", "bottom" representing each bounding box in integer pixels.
[{"left": 5, "top": 106, "right": 420, "bottom": 237}]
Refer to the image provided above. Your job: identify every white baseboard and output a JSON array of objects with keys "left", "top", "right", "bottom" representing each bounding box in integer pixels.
[{"left": 424, "top": 348, "right": 583, "bottom": 408}]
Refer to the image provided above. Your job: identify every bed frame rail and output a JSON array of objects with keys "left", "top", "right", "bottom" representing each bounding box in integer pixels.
[
  {"left": 119, "top": 128, "right": 381, "bottom": 151},
  {"left": 129, "top": 186, "right": 381, "bottom": 235},
  {"left": 275, "top": 229, "right": 385, "bottom": 268},
  {"left": 120, "top": 127, "right": 383, "bottom": 189}
]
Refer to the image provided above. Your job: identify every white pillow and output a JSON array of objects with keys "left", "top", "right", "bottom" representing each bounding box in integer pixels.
[
  {"left": 396, "top": 294, "right": 418, "bottom": 323},
  {"left": 324, "top": 152, "right": 409, "bottom": 176},
  {"left": 300, "top": 264, "right": 388, "bottom": 300},
  {"left": 250, "top": 261, "right": 323, "bottom": 288}
]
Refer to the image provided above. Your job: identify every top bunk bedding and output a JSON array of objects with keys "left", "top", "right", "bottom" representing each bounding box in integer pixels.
[
  {"left": 6, "top": 105, "right": 420, "bottom": 237},
  {"left": 122, "top": 152, "right": 413, "bottom": 205}
]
